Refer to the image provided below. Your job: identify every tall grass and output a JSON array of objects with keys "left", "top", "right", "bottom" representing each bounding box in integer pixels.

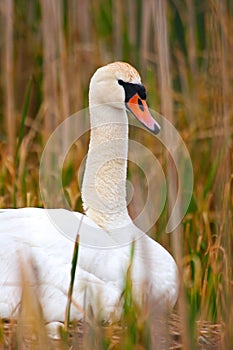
[{"left": 0, "top": 0, "right": 232, "bottom": 348}]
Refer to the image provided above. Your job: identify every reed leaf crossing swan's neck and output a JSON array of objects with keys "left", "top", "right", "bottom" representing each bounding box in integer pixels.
[{"left": 81, "top": 104, "right": 132, "bottom": 230}]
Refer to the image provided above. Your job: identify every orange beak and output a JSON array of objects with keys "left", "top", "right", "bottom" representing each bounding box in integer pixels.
[{"left": 126, "top": 93, "right": 160, "bottom": 134}]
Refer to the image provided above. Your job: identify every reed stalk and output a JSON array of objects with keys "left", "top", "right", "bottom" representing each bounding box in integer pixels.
[
  {"left": 3, "top": 0, "right": 15, "bottom": 158},
  {"left": 153, "top": 0, "right": 191, "bottom": 348}
]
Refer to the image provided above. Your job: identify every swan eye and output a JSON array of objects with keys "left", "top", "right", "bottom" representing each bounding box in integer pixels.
[
  {"left": 138, "top": 98, "right": 144, "bottom": 111},
  {"left": 118, "top": 80, "right": 147, "bottom": 102}
]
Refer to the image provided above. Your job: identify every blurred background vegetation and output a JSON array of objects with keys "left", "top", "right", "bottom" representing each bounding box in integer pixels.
[{"left": 0, "top": 0, "right": 232, "bottom": 348}]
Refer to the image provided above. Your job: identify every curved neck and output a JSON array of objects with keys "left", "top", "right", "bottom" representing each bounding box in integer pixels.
[{"left": 81, "top": 105, "right": 131, "bottom": 230}]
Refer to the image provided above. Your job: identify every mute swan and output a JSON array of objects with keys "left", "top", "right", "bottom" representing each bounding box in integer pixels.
[{"left": 0, "top": 62, "right": 178, "bottom": 324}]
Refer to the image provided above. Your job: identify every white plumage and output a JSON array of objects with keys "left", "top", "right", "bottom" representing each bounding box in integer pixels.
[{"left": 0, "top": 62, "right": 178, "bottom": 323}]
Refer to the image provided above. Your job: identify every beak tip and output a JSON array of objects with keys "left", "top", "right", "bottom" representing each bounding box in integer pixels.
[{"left": 153, "top": 122, "right": 160, "bottom": 135}]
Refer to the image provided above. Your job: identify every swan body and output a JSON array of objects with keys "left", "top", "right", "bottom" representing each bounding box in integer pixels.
[{"left": 0, "top": 62, "right": 178, "bottom": 323}]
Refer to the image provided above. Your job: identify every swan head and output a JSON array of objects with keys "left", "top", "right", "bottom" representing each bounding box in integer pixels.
[{"left": 89, "top": 62, "right": 160, "bottom": 134}]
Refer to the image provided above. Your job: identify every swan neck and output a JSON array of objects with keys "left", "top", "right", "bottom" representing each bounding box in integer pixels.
[{"left": 81, "top": 105, "right": 131, "bottom": 230}]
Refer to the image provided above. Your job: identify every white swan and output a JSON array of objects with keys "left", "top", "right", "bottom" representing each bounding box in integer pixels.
[{"left": 0, "top": 62, "right": 178, "bottom": 323}]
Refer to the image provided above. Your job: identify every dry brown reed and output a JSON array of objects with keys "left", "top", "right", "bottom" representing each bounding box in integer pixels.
[
  {"left": 1, "top": 0, "right": 15, "bottom": 158},
  {"left": 153, "top": 1, "right": 190, "bottom": 348}
]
